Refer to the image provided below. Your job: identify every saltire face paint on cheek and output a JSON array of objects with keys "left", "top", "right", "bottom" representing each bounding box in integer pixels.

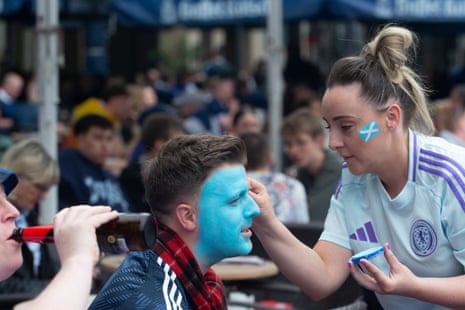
[{"left": 358, "top": 120, "right": 380, "bottom": 142}]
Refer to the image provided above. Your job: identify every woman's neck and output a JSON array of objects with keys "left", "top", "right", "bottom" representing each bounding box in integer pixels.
[{"left": 378, "top": 131, "right": 410, "bottom": 198}]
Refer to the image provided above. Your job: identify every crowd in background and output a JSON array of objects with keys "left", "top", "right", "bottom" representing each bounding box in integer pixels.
[{"left": 0, "top": 43, "right": 465, "bottom": 303}]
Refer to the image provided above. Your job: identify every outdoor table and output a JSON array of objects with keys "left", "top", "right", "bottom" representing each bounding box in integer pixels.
[{"left": 99, "top": 254, "right": 279, "bottom": 281}]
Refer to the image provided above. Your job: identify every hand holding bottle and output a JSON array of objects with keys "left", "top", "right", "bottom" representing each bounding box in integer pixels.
[
  {"left": 24, "top": 206, "right": 118, "bottom": 310},
  {"left": 53, "top": 205, "right": 118, "bottom": 267}
]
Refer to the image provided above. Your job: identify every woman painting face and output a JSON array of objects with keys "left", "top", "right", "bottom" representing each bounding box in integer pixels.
[
  {"left": 195, "top": 165, "right": 260, "bottom": 266},
  {"left": 0, "top": 185, "right": 22, "bottom": 280},
  {"left": 322, "top": 83, "right": 390, "bottom": 175}
]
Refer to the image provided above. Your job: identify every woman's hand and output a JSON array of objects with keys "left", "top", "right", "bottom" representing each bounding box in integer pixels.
[
  {"left": 248, "top": 177, "right": 277, "bottom": 229},
  {"left": 349, "top": 243, "right": 418, "bottom": 296}
]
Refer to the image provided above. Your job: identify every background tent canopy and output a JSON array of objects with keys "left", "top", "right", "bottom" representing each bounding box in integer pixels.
[
  {"left": 111, "top": 0, "right": 465, "bottom": 27},
  {"left": 6, "top": 0, "right": 465, "bottom": 25},
  {"left": 329, "top": 0, "right": 465, "bottom": 23},
  {"left": 111, "top": 0, "right": 326, "bottom": 27},
  {"left": 0, "top": 0, "right": 108, "bottom": 17},
  {"left": 0, "top": 0, "right": 30, "bottom": 16}
]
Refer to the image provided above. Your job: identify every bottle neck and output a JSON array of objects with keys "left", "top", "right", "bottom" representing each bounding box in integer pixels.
[{"left": 11, "top": 225, "right": 54, "bottom": 243}]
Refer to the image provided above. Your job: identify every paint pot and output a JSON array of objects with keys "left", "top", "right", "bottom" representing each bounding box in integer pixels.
[{"left": 350, "top": 246, "right": 390, "bottom": 276}]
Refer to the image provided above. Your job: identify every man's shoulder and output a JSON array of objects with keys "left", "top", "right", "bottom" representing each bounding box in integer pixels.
[
  {"left": 58, "top": 148, "right": 82, "bottom": 167},
  {"left": 90, "top": 251, "right": 193, "bottom": 309}
]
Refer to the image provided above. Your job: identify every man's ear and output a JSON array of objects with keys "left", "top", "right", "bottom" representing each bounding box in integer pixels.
[{"left": 175, "top": 203, "right": 197, "bottom": 232}]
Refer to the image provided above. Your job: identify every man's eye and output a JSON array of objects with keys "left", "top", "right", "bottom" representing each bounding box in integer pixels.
[{"left": 229, "top": 197, "right": 240, "bottom": 205}]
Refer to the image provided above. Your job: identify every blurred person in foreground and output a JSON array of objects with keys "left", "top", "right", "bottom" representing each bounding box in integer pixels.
[
  {"left": 0, "top": 166, "right": 118, "bottom": 309},
  {"left": 90, "top": 134, "right": 260, "bottom": 309},
  {"left": 0, "top": 139, "right": 60, "bottom": 296}
]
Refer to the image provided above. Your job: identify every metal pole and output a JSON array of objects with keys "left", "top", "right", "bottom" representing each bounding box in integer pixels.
[
  {"left": 266, "top": 0, "right": 284, "bottom": 171},
  {"left": 36, "top": 0, "right": 59, "bottom": 224}
]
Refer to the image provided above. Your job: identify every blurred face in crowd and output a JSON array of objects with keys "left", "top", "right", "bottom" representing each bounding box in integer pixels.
[
  {"left": 75, "top": 126, "right": 113, "bottom": 166},
  {"left": 9, "top": 176, "right": 50, "bottom": 212},
  {"left": 283, "top": 132, "right": 323, "bottom": 170},
  {"left": 231, "top": 111, "right": 261, "bottom": 136},
  {"left": 3, "top": 73, "right": 24, "bottom": 100},
  {"left": 216, "top": 79, "right": 235, "bottom": 103},
  {"left": 107, "top": 95, "right": 132, "bottom": 122},
  {"left": 0, "top": 185, "right": 22, "bottom": 280},
  {"left": 142, "top": 86, "right": 158, "bottom": 108}
]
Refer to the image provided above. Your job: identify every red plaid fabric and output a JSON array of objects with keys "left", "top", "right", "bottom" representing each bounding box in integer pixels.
[{"left": 154, "top": 220, "right": 227, "bottom": 310}]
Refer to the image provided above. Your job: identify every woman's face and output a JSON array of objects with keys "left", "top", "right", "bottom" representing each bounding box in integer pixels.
[
  {"left": 321, "top": 83, "right": 390, "bottom": 175},
  {"left": 0, "top": 186, "right": 22, "bottom": 280}
]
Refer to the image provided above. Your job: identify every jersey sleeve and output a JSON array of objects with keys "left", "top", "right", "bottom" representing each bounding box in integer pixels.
[{"left": 320, "top": 192, "right": 352, "bottom": 250}]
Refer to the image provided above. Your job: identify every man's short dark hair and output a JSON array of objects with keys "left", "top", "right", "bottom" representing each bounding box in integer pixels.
[
  {"left": 101, "top": 85, "right": 128, "bottom": 102},
  {"left": 73, "top": 114, "right": 114, "bottom": 136},
  {"left": 144, "top": 134, "right": 246, "bottom": 219}
]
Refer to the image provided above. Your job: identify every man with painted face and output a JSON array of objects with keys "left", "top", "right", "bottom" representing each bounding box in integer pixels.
[{"left": 89, "top": 134, "right": 260, "bottom": 310}]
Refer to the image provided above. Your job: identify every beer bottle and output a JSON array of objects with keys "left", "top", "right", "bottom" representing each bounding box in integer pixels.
[{"left": 9, "top": 213, "right": 157, "bottom": 254}]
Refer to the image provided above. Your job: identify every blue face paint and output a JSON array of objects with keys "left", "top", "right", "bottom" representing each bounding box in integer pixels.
[
  {"left": 358, "top": 120, "right": 380, "bottom": 142},
  {"left": 195, "top": 166, "right": 260, "bottom": 266}
]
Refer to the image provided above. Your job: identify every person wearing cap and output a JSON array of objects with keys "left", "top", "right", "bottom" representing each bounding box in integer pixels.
[
  {"left": 0, "top": 167, "right": 118, "bottom": 309},
  {"left": 62, "top": 84, "right": 134, "bottom": 172},
  {"left": 0, "top": 139, "right": 60, "bottom": 297}
]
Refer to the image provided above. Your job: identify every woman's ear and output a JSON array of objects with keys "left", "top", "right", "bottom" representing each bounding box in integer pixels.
[
  {"left": 175, "top": 203, "right": 197, "bottom": 232},
  {"left": 385, "top": 103, "right": 402, "bottom": 129}
]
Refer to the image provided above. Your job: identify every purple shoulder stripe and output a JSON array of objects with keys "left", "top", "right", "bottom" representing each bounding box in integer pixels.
[
  {"left": 412, "top": 133, "right": 417, "bottom": 182},
  {"left": 334, "top": 162, "right": 348, "bottom": 199},
  {"left": 334, "top": 177, "right": 342, "bottom": 199},
  {"left": 419, "top": 149, "right": 465, "bottom": 212}
]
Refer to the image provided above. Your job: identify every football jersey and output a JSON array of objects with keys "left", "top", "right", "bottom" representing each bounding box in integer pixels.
[
  {"left": 89, "top": 251, "right": 193, "bottom": 309},
  {"left": 321, "top": 130, "right": 465, "bottom": 309}
]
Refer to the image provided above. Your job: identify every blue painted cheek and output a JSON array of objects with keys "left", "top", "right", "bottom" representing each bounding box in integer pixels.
[
  {"left": 195, "top": 167, "right": 251, "bottom": 265},
  {"left": 358, "top": 120, "right": 381, "bottom": 142}
]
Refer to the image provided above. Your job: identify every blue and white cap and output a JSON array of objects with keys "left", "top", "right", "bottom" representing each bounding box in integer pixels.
[{"left": 0, "top": 167, "right": 18, "bottom": 195}]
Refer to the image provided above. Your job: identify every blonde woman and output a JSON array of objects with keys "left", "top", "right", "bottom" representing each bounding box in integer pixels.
[{"left": 251, "top": 25, "right": 465, "bottom": 309}]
